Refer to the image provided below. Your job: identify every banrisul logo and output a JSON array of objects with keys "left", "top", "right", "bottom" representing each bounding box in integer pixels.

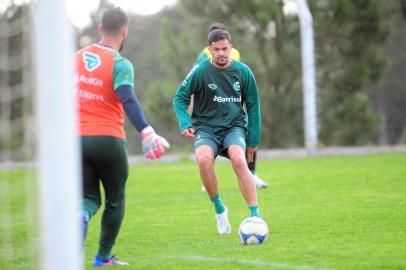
[
  {"left": 83, "top": 52, "right": 101, "bottom": 71},
  {"left": 233, "top": 81, "right": 241, "bottom": 92},
  {"left": 208, "top": 83, "right": 217, "bottom": 91},
  {"left": 213, "top": 95, "right": 241, "bottom": 103}
]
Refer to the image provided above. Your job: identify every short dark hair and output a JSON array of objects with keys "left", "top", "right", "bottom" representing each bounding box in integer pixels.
[
  {"left": 208, "top": 29, "right": 231, "bottom": 45},
  {"left": 208, "top": 22, "right": 228, "bottom": 33},
  {"left": 101, "top": 7, "right": 128, "bottom": 34}
]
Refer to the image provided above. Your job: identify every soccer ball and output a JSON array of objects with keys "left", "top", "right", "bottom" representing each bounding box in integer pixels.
[{"left": 238, "top": 216, "right": 268, "bottom": 245}]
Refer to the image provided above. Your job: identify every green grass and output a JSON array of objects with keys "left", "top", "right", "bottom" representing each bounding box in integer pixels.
[
  {"left": 0, "top": 169, "right": 39, "bottom": 269},
  {"left": 1, "top": 153, "right": 406, "bottom": 269}
]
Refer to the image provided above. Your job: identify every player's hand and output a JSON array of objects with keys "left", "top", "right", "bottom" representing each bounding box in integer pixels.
[
  {"left": 246, "top": 147, "right": 257, "bottom": 163},
  {"left": 181, "top": 127, "right": 195, "bottom": 139},
  {"left": 140, "top": 126, "right": 170, "bottom": 159}
]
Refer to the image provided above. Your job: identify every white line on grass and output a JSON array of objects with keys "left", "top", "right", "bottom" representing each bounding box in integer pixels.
[{"left": 129, "top": 255, "right": 331, "bottom": 270}]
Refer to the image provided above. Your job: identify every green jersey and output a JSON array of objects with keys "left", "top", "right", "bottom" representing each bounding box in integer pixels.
[{"left": 173, "top": 59, "right": 261, "bottom": 148}]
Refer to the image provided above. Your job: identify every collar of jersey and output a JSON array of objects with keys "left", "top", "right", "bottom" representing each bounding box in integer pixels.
[{"left": 94, "top": 43, "right": 117, "bottom": 52}]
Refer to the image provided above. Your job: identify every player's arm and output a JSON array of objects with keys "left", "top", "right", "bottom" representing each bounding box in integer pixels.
[
  {"left": 116, "top": 85, "right": 148, "bottom": 132},
  {"left": 114, "top": 58, "right": 169, "bottom": 159},
  {"left": 243, "top": 67, "right": 261, "bottom": 150},
  {"left": 190, "top": 49, "right": 211, "bottom": 116},
  {"left": 173, "top": 65, "right": 200, "bottom": 136}
]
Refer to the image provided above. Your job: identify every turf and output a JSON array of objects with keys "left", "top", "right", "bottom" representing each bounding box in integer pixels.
[{"left": 1, "top": 153, "right": 406, "bottom": 269}]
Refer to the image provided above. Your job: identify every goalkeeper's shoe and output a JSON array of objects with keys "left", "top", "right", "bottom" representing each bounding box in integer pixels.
[{"left": 92, "top": 255, "right": 129, "bottom": 267}]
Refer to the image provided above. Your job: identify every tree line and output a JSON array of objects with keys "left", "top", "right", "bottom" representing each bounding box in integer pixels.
[{"left": 1, "top": 0, "right": 405, "bottom": 158}]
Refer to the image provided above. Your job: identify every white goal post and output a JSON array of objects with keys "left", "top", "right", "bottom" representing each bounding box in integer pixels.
[
  {"left": 34, "top": 1, "right": 82, "bottom": 270},
  {"left": 295, "top": 0, "right": 318, "bottom": 155}
]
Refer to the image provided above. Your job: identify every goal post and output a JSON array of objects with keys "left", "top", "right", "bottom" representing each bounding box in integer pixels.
[
  {"left": 294, "top": 0, "right": 318, "bottom": 155},
  {"left": 34, "top": 1, "right": 82, "bottom": 270}
]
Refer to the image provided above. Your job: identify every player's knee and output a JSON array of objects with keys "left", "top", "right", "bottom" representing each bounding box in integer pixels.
[
  {"left": 196, "top": 154, "right": 214, "bottom": 169},
  {"left": 105, "top": 199, "right": 124, "bottom": 210},
  {"left": 231, "top": 156, "right": 247, "bottom": 173}
]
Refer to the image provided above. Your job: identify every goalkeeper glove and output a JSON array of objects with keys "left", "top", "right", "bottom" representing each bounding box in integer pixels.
[{"left": 140, "top": 126, "right": 170, "bottom": 159}]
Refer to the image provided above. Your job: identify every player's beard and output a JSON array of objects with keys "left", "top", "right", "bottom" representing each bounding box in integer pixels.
[{"left": 215, "top": 56, "right": 229, "bottom": 67}]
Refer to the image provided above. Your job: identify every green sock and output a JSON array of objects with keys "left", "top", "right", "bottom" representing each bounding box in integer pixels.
[
  {"left": 83, "top": 198, "right": 99, "bottom": 217},
  {"left": 210, "top": 193, "right": 225, "bottom": 214},
  {"left": 249, "top": 205, "right": 260, "bottom": 217}
]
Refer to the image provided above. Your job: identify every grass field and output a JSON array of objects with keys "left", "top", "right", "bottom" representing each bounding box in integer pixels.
[{"left": 1, "top": 153, "right": 406, "bottom": 269}]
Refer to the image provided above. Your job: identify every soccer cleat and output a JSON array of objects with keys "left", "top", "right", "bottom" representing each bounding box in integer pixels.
[
  {"left": 253, "top": 174, "right": 268, "bottom": 189},
  {"left": 92, "top": 255, "right": 129, "bottom": 267},
  {"left": 215, "top": 207, "right": 231, "bottom": 234}
]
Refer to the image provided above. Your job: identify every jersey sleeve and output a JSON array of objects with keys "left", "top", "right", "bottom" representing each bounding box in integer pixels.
[
  {"left": 113, "top": 57, "right": 135, "bottom": 90},
  {"left": 173, "top": 65, "right": 200, "bottom": 132},
  {"left": 116, "top": 85, "right": 149, "bottom": 132},
  {"left": 243, "top": 66, "right": 261, "bottom": 148}
]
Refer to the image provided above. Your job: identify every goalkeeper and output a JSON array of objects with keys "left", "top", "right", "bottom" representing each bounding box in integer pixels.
[
  {"left": 195, "top": 23, "right": 268, "bottom": 189},
  {"left": 75, "top": 7, "right": 169, "bottom": 267}
]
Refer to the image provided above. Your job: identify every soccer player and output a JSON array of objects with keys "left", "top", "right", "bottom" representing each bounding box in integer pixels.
[
  {"left": 195, "top": 23, "right": 268, "bottom": 190},
  {"left": 75, "top": 7, "right": 169, "bottom": 266},
  {"left": 173, "top": 29, "right": 263, "bottom": 234}
]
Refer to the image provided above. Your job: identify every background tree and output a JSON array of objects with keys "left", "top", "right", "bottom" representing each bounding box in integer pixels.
[
  {"left": 312, "top": 0, "right": 388, "bottom": 145},
  {"left": 371, "top": 0, "right": 406, "bottom": 144},
  {"left": 1, "top": 0, "right": 405, "bottom": 158},
  {"left": 74, "top": 0, "right": 406, "bottom": 153},
  {"left": 171, "top": 0, "right": 392, "bottom": 147}
]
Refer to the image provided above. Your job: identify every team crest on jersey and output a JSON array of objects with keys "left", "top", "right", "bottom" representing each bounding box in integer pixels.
[
  {"left": 233, "top": 81, "right": 241, "bottom": 92},
  {"left": 83, "top": 52, "right": 101, "bottom": 71},
  {"left": 208, "top": 83, "right": 217, "bottom": 91}
]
